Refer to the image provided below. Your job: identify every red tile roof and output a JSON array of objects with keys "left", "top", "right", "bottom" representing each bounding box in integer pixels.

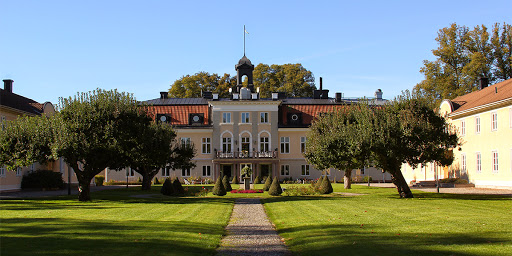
[
  {"left": 451, "top": 78, "right": 512, "bottom": 113},
  {"left": 281, "top": 104, "right": 345, "bottom": 125},
  {"left": 147, "top": 105, "right": 209, "bottom": 126}
]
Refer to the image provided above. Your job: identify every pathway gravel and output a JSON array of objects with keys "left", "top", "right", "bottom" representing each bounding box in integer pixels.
[{"left": 217, "top": 198, "right": 292, "bottom": 256}]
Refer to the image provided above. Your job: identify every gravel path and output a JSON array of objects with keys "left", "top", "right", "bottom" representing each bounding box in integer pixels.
[{"left": 217, "top": 198, "right": 292, "bottom": 256}]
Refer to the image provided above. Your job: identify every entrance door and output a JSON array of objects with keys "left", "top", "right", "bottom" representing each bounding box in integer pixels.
[
  {"left": 260, "top": 164, "right": 271, "bottom": 180},
  {"left": 221, "top": 165, "right": 232, "bottom": 179}
]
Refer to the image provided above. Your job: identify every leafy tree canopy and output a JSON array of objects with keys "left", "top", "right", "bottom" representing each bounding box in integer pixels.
[
  {"left": 415, "top": 22, "right": 512, "bottom": 106},
  {"left": 168, "top": 63, "right": 316, "bottom": 98}
]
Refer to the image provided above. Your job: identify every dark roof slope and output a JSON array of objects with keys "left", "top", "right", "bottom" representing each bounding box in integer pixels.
[
  {"left": 0, "top": 89, "right": 44, "bottom": 115},
  {"left": 451, "top": 78, "right": 512, "bottom": 113}
]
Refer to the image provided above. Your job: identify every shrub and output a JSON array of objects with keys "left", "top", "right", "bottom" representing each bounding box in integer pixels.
[
  {"left": 254, "top": 175, "right": 261, "bottom": 184},
  {"left": 94, "top": 175, "right": 105, "bottom": 186},
  {"left": 319, "top": 176, "right": 333, "bottom": 194},
  {"left": 153, "top": 177, "right": 160, "bottom": 184},
  {"left": 160, "top": 178, "right": 174, "bottom": 196},
  {"left": 21, "top": 170, "right": 64, "bottom": 190},
  {"left": 314, "top": 178, "right": 323, "bottom": 189},
  {"left": 137, "top": 177, "right": 142, "bottom": 183},
  {"left": 362, "top": 176, "right": 373, "bottom": 183},
  {"left": 268, "top": 177, "right": 282, "bottom": 196},
  {"left": 263, "top": 176, "right": 272, "bottom": 191},
  {"left": 212, "top": 176, "right": 226, "bottom": 196},
  {"left": 173, "top": 178, "right": 185, "bottom": 196},
  {"left": 222, "top": 175, "right": 232, "bottom": 192},
  {"left": 231, "top": 175, "right": 238, "bottom": 184},
  {"left": 282, "top": 185, "right": 319, "bottom": 196}
]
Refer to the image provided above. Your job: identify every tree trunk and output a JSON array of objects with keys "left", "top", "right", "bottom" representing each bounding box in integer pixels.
[
  {"left": 344, "top": 170, "right": 352, "bottom": 189},
  {"left": 390, "top": 171, "right": 413, "bottom": 198},
  {"left": 77, "top": 177, "right": 92, "bottom": 201},
  {"left": 141, "top": 172, "right": 155, "bottom": 191}
]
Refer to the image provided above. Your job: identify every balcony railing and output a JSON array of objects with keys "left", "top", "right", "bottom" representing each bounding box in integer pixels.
[{"left": 215, "top": 151, "right": 278, "bottom": 159}]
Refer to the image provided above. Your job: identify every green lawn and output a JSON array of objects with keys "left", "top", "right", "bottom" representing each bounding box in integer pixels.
[
  {"left": 2, "top": 184, "right": 511, "bottom": 256},
  {"left": 0, "top": 187, "right": 233, "bottom": 256},
  {"left": 263, "top": 184, "right": 512, "bottom": 256}
]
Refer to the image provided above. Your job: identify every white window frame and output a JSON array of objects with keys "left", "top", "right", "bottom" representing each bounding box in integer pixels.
[
  {"left": 126, "top": 167, "right": 135, "bottom": 177},
  {"left": 461, "top": 154, "right": 466, "bottom": 173},
  {"left": 181, "top": 137, "right": 191, "bottom": 147},
  {"left": 301, "top": 165, "right": 310, "bottom": 176},
  {"left": 492, "top": 150, "right": 499, "bottom": 173},
  {"left": 202, "top": 137, "right": 211, "bottom": 154},
  {"left": 182, "top": 167, "right": 191, "bottom": 177},
  {"left": 280, "top": 165, "right": 290, "bottom": 176},
  {"left": 461, "top": 120, "right": 466, "bottom": 136},
  {"left": 280, "top": 137, "right": 290, "bottom": 154},
  {"left": 222, "top": 112, "right": 231, "bottom": 123},
  {"left": 476, "top": 152, "right": 481, "bottom": 173},
  {"left": 162, "top": 166, "right": 171, "bottom": 177},
  {"left": 260, "top": 112, "right": 269, "bottom": 123},
  {"left": 300, "top": 137, "right": 307, "bottom": 153},
  {"left": 16, "top": 167, "right": 22, "bottom": 177},
  {"left": 202, "top": 166, "right": 211, "bottom": 177},
  {"left": 475, "top": 116, "right": 481, "bottom": 134},
  {"left": 241, "top": 112, "right": 250, "bottom": 124},
  {"left": 222, "top": 137, "right": 232, "bottom": 153},
  {"left": 0, "top": 166, "right": 6, "bottom": 177},
  {"left": 260, "top": 136, "right": 269, "bottom": 152},
  {"left": 491, "top": 112, "right": 498, "bottom": 131}
]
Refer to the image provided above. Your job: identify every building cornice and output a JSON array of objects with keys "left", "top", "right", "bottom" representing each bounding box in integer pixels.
[
  {"left": 448, "top": 97, "right": 512, "bottom": 119},
  {"left": 209, "top": 100, "right": 281, "bottom": 111}
]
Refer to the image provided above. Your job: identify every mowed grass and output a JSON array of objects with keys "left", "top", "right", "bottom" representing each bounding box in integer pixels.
[
  {"left": 263, "top": 184, "right": 512, "bottom": 256},
  {"left": 0, "top": 187, "right": 233, "bottom": 256}
]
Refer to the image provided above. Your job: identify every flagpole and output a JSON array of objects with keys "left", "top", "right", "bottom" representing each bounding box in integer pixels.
[{"left": 244, "top": 25, "right": 246, "bottom": 56}]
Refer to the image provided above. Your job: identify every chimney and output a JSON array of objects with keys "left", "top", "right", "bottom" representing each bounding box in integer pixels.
[
  {"left": 319, "top": 77, "right": 323, "bottom": 90},
  {"left": 335, "top": 92, "right": 342, "bottom": 102},
  {"left": 160, "top": 91, "right": 168, "bottom": 99},
  {"left": 479, "top": 77, "right": 489, "bottom": 90},
  {"left": 375, "top": 89, "right": 383, "bottom": 100},
  {"left": 3, "top": 79, "right": 13, "bottom": 93}
]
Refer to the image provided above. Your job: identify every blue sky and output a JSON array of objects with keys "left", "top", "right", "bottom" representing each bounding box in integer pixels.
[{"left": 1, "top": 0, "right": 511, "bottom": 104}]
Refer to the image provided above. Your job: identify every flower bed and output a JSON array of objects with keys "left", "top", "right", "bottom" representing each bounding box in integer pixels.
[{"left": 230, "top": 189, "right": 263, "bottom": 193}]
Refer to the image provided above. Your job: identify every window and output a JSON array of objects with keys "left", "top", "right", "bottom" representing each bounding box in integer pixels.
[
  {"left": 260, "top": 112, "right": 269, "bottom": 123},
  {"left": 202, "top": 138, "right": 211, "bottom": 154},
  {"left": 476, "top": 152, "right": 481, "bottom": 173},
  {"left": 0, "top": 166, "right": 5, "bottom": 177},
  {"left": 475, "top": 116, "right": 481, "bottom": 134},
  {"left": 260, "top": 137, "right": 269, "bottom": 152},
  {"left": 301, "top": 165, "right": 310, "bottom": 176},
  {"left": 510, "top": 108, "right": 512, "bottom": 128},
  {"left": 162, "top": 166, "right": 171, "bottom": 177},
  {"left": 461, "top": 154, "right": 466, "bottom": 173},
  {"left": 461, "top": 120, "right": 465, "bottom": 136},
  {"left": 280, "top": 165, "right": 290, "bottom": 176},
  {"left": 30, "top": 164, "right": 35, "bottom": 172},
  {"left": 126, "top": 167, "right": 134, "bottom": 177},
  {"left": 222, "top": 137, "right": 232, "bottom": 153},
  {"left": 492, "top": 151, "right": 499, "bottom": 173},
  {"left": 16, "top": 167, "right": 22, "bottom": 177},
  {"left": 222, "top": 112, "right": 231, "bottom": 123},
  {"left": 491, "top": 112, "right": 498, "bottom": 131},
  {"left": 300, "top": 137, "right": 307, "bottom": 153},
  {"left": 241, "top": 112, "right": 250, "bottom": 123},
  {"left": 202, "top": 166, "right": 211, "bottom": 176},
  {"left": 182, "top": 168, "right": 191, "bottom": 177},
  {"left": 280, "top": 137, "right": 290, "bottom": 153},
  {"left": 181, "top": 137, "right": 191, "bottom": 147}
]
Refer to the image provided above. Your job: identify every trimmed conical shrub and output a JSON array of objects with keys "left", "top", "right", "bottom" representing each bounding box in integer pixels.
[
  {"left": 222, "top": 175, "right": 232, "bottom": 192},
  {"left": 212, "top": 176, "right": 226, "bottom": 196},
  {"left": 268, "top": 177, "right": 282, "bottom": 196},
  {"left": 254, "top": 175, "right": 261, "bottom": 184},
  {"left": 231, "top": 175, "right": 238, "bottom": 184},
  {"left": 161, "top": 178, "right": 174, "bottom": 196},
  {"left": 314, "top": 177, "right": 323, "bottom": 189},
  {"left": 263, "top": 175, "right": 272, "bottom": 191},
  {"left": 319, "top": 176, "right": 333, "bottom": 194},
  {"left": 173, "top": 178, "right": 185, "bottom": 196}
]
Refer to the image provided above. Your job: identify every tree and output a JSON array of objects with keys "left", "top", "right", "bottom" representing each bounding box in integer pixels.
[
  {"left": 318, "top": 176, "right": 333, "bottom": 194},
  {"left": 212, "top": 176, "right": 226, "bottom": 196},
  {"left": 262, "top": 175, "right": 272, "bottom": 191},
  {"left": 306, "top": 93, "right": 459, "bottom": 198},
  {"left": 222, "top": 175, "right": 232, "bottom": 192},
  {"left": 128, "top": 122, "right": 195, "bottom": 190},
  {"left": 168, "top": 63, "right": 316, "bottom": 98},
  {"left": 305, "top": 105, "right": 373, "bottom": 189},
  {"left": 268, "top": 177, "right": 282, "bottom": 196},
  {"left": 415, "top": 22, "right": 512, "bottom": 106}
]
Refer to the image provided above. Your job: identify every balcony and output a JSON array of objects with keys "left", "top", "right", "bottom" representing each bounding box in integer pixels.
[{"left": 215, "top": 150, "right": 278, "bottom": 159}]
